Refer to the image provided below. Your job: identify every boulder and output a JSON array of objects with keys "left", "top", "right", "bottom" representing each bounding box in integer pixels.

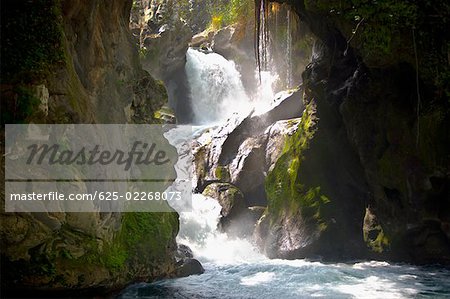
[
  {"left": 142, "top": 19, "right": 193, "bottom": 80},
  {"left": 175, "top": 243, "right": 194, "bottom": 261},
  {"left": 176, "top": 258, "right": 204, "bottom": 277},
  {"left": 193, "top": 91, "right": 305, "bottom": 238},
  {"left": 203, "top": 183, "right": 247, "bottom": 235},
  {"left": 193, "top": 89, "right": 304, "bottom": 193},
  {"left": 190, "top": 31, "right": 214, "bottom": 48}
]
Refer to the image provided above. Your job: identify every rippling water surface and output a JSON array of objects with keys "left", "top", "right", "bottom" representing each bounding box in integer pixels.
[
  {"left": 118, "top": 259, "right": 450, "bottom": 299},
  {"left": 119, "top": 195, "right": 450, "bottom": 299},
  {"left": 119, "top": 49, "right": 450, "bottom": 299}
]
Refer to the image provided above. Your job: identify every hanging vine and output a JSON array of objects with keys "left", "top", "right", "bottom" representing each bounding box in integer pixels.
[{"left": 254, "top": 0, "right": 270, "bottom": 73}]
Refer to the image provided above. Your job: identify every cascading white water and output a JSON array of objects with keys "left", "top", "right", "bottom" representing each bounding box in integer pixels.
[
  {"left": 122, "top": 192, "right": 450, "bottom": 298},
  {"left": 185, "top": 48, "right": 254, "bottom": 125},
  {"left": 119, "top": 47, "right": 450, "bottom": 299},
  {"left": 185, "top": 47, "right": 277, "bottom": 124},
  {"left": 177, "top": 194, "right": 264, "bottom": 265},
  {"left": 286, "top": 9, "right": 293, "bottom": 88}
]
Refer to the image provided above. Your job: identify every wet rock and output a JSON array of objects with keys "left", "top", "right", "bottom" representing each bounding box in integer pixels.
[
  {"left": 203, "top": 183, "right": 245, "bottom": 219},
  {"left": 130, "top": 0, "right": 194, "bottom": 80},
  {"left": 190, "top": 31, "right": 214, "bottom": 48},
  {"left": 193, "top": 90, "right": 304, "bottom": 193},
  {"left": 33, "top": 84, "right": 49, "bottom": 117},
  {"left": 176, "top": 243, "right": 194, "bottom": 260},
  {"left": 176, "top": 258, "right": 204, "bottom": 277},
  {"left": 265, "top": 118, "right": 302, "bottom": 172},
  {"left": 211, "top": 23, "right": 258, "bottom": 96},
  {"left": 227, "top": 136, "right": 267, "bottom": 206},
  {"left": 257, "top": 91, "right": 370, "bottom": 261},
  {"left": 141, "top": 20, "right": 193, "bottom": 80},
  {"left": 1, "top": 0, "right": 178, "bottom": 293},
  {"left": 192, "top": 91, "right": 305, "bottom": 237}
]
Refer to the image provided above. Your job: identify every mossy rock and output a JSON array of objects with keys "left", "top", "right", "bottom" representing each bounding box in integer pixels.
[
  {"left": 214, "top": 165, "right": 231, "bottom": 181},
  {"left": 363, "top": 207, "right": 390, "bottom": 253},
  {"left": 1, "top": 211, "right": 179, "bottom": 290},
  {"left": 265, "top": 102, "right": 330, "bottom": 232}
]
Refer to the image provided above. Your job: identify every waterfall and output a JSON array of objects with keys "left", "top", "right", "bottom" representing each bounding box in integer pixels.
[
  {"left": 185, "top": 48, "right": 253, "bottom": 125},
  {"left": 286, "top": 9, "right": 292, "bottom": 88},
  {"left": 177, "top": 194, "right": 264, "bottom": 265}
]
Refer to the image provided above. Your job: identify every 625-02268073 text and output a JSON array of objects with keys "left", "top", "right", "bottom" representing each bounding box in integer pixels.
[{"left": 8, "top": 191, "right": 183, "bottom": 201}]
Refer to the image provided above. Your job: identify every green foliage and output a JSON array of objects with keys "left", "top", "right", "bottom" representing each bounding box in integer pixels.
[
  {"left": 303, "top": 0, "right": 449, "bottom": 101},
  {"left": 0, "top": 0, "right": 65, "bottom": 83},
  {"left": 210, "top": 0, "right": 254, "bottom": 29},
  {"left": 305, "top": 0, "right": 418, "bottom": 55}
]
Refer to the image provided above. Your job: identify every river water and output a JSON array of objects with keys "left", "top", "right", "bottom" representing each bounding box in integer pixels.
[
  {"left": 119, "top": 195, "right": 450, "bottom": 299},
  {"left": 118, "top": 49, "right": 450, "bottom": 299}
]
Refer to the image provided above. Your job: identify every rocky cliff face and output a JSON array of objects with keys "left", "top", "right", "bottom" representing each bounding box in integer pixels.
[
  {"left": 130, "top": 0, "right": 195, "bottom": 123},
  {"left": 256, "top": 0, "right": 449, "bottom": 263},
  {"left": 1, "top": 0, "right": 179, "bottom": 294},
  {"left": 193, "top": 0, "right": 449, "bottom": 264}
]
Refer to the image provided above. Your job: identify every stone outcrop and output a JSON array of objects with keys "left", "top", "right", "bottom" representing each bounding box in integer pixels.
[
  {"left": 255, "top": 0, "right": 450, "bottom": 264},
  {"left": 0, "top": 0, "right": 180, "bottom": 294},
  {"left": 130, "top": 0, "right": 195, "bottom": 122},
  {"left": 193, "top": 90, "right": 304, "bottom": 238},
  {"left": 175, "top": 244, "right": 204, "bottom": 277}
]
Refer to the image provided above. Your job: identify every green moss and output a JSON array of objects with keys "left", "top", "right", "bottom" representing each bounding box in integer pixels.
[
  {"left": 119, "top": 212, "right": 177, "bottom": 257},
  {"left": 305, "top": 0, "right": 417, "bottom": 55},
  {"left": 364, "top": 225, "right": 390, "bottom": 253},
  {"left": 265, "top": 103, "right": 329, "bottom": 231},
  {"left": 215, "top": 166, "right": 231, "bottom": 181},
  {"left": 303, "top": 0, "right": 449, "bottom": 92},
  {"left": 101, "top": 244, "right": 128, "bottom": 271},
  {"left": 106, "top": 212, "right": 177, "bottom": 271},
  {"left": 1, "top": 0, "right": 65, "bottom": 83},
  {"left": 57, "top": 212, "right": 178, "bottom": 274}
]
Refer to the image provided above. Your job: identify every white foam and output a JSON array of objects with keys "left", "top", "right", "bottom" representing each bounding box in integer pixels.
[
  {"left": 240, "top": 272, "right": 276, "bottom": 286},
  {"left": 186, "top": 49, "right": 253, "bottom": 124},
  {"left": 333, "top": 275, "right": 419, "bottom": 299},
  {"left": 177, "top": 194, "right": 265, "bottom": 265}
]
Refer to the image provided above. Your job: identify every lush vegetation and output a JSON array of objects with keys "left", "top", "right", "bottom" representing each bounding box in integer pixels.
[
  {"left": 209, "top": 0, "right": 255, "bottom": 29},
  {"left": 0, "top": 0, "right": 65, "bottom": 84},
  {"left": 303, "top": 0, "right": 449, "bottom": 96}
]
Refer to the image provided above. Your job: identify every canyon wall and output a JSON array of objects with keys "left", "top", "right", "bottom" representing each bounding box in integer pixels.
[
  {"left": 1, "top": 0, "right": 179, "bottom": 294},
  {"left": 257, "top": 0, "right": 449, "bottom": 263}
]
